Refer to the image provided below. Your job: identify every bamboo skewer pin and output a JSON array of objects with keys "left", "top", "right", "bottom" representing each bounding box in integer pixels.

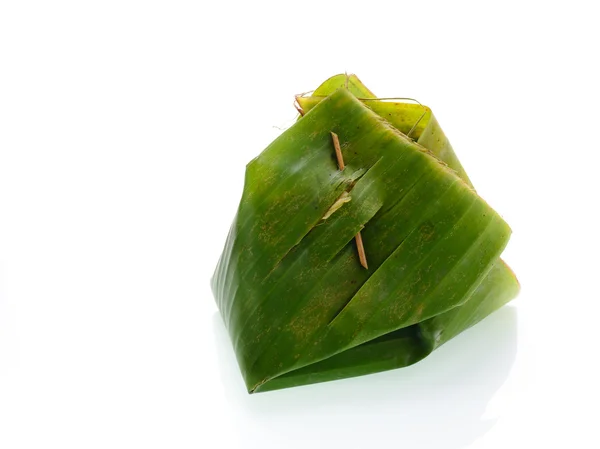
[
  {"left": 330, "top": 132, "right": 368, "bottom": 269},
  {"left": 330, "top": 132, "right": 345, "bottom": 170},
  {"left": 354, "top": 231, "right": 368, "bottom": 270}
]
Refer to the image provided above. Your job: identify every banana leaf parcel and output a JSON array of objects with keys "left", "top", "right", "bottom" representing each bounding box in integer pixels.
[{"left": 212, "top": 75, "right": 519, "bottom": 393}]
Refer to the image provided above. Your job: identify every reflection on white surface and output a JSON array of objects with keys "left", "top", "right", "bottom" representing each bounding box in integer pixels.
[{"left": 213, "top": 306, "right": 518, "bottom": 449}]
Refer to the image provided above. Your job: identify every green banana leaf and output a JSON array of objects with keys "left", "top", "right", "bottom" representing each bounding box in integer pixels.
[
  {"left": 297, "top": 75, "right": 473, "bottom": 185},
  {"left": 295, "top": 74, "right": 520, "bottom": 368},
  {"left": 212, "top": 76, "right": 518, "bottom": 393},
  {"left": 297, "top": 77, "right": 519, "bottom": 334}
]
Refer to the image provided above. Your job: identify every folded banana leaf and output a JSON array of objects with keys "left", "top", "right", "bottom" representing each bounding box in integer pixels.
[{"left": 212, "top": 75, "right": 519, "bottom": 393}]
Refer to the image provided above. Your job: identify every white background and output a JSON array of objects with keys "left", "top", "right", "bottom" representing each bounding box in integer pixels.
[{"left": 1, "top": 1, "right": 599, "bottom": 448}]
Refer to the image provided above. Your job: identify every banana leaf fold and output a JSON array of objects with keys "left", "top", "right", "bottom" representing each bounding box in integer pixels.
[{"left": 212, "top": 75, "right": 519, "bottom": 393}]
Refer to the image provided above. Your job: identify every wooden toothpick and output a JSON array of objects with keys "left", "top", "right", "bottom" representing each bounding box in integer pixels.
[
  {"left": 354, "top": 231, "right": 368, "bottom": 269},
  {"left": 330, "top": 132, "right": 368, "bottom": 269},
  {"left": 330, "top": 132, "right": 345, "bottom": 170}
]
